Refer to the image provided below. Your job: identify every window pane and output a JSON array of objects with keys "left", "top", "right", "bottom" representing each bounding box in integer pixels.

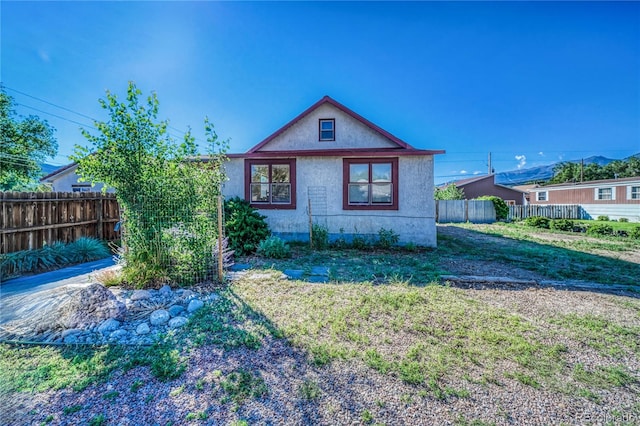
[
  {"left": 598, "top": 188, "right": 612, "bottom": 200},
  {"left": 251, "top": 165, "right": 269, "bottom": 183},
  {"left": 272, "top": 164, "right": 290, "bottom": 183},
  {"left": 320, "top": 130, "right": 334, "bottom": 140},
  {"left": 271, "top": 183, "right": 291, "bottom": 203},
  {"left": 372, "top": 163, "right": 391, "bottom": 182},
  {"left": 251, "top": 183, "right": 270, "bottom": 202},
  {"left": 320, "top": 120, "right": 333, "bottom": 130},
  {"left": 371, "top": 183, "right": 392, "bottom": 203},
  {"left": 632, "top": 186, "right": 640, "bottom": 199},
  {"left": 348, "top": 184, "right": 369, "bottom": 204},
  {"left": 350, "top": 164, "right": 369, "bottom": 183}
]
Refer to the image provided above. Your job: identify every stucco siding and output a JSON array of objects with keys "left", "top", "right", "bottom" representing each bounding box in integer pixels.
[
  {"left": 221, "top": 156, "right": 437, "bottom": 246},
  {"left": 43, "top": 166, "right": 112, "bottom": 193},
  {"left": 259, "top": 104, "right": 399, "bottom": 151}
]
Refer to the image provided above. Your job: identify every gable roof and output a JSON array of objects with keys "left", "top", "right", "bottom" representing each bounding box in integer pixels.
[
  {"left": 248, "top": 95, "right": 415, "bottom": 153},
  {"left": 440, "top": 174, "right": 527, "bottom": 193},
  {"left": 40, "top": 162, "right": 78, "bottom": 182}
]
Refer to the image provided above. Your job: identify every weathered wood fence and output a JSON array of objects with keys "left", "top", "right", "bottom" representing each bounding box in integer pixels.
[
  {"left": 508, "top": 204, "right": 583, "bottom": 221},
  {"left": 1, "top": 192, "right": 120, "bottom": 254},
  {"left": 436, "top": 200, "right": 496, "bottom": 223}
]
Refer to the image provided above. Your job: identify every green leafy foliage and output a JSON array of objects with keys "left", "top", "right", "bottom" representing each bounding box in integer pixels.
[
  {"left": 71, "top": 82, "right": 228, "bottom": 287},
  {"left": 476, "top": 196, "right": 508, "bottom": 221},
  {"left": 630, "top": 226, "right": 640, "bottom": 240},
  {"left": 220, "top": 369, "right": 268, "bottom": 404},
  {"left": 377, "top": 227, "right": 399, "bottom": 248},
  {"left": 257, "top": 236, "right": 291, "bottom": 258},
  {"left": 547, "top": 157, "right": 640, "bottom": 185},
  {"left": 311, "top": 223, "right": 329, "bottom": 249},
  {"left": 524, "top": 216, "right": 550, "bottom": 229},
  {"left": 0, "top": 90, "right": 58, "bottom": 191},
  {"left": 619, "top": 218, "right": 629, "bottom": 223},
  {"left": 597, "top": 215, "right": 610, "bottom": 221},
  {"left": 434, "top": 184, "right": 465, "bottom": 200},
  {"left": 550, "top": 219, "right": 574, "bottom": 232},
  {"left": 224, "top": 197, "right": 270, "bottom": 255},
  {"left": 587, "top": 223, "right": 614, "bottom": 236}
]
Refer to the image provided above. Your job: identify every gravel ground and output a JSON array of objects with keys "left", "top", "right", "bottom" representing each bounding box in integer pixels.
[{"left": 3, "top": 284, "right": 638, "bottom": 426}]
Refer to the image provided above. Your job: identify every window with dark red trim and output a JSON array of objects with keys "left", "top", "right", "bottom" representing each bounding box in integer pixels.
[
  {"left": 245, "top": 159, "right": 296, "bottom": 209},
  {"left": 319, "top": 119, "right": 335, "bottom": 141},
  {"left": 343, "top": 158, "right": 398, "bottom": 210}
]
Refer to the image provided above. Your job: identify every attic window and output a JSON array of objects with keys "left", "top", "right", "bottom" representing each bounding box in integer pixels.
[{"left": 319, "top": 119, "right": 335, "bottom": 141}]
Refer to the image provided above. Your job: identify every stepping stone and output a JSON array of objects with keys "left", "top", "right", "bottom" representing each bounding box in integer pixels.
[
  {"left": 308, "top": 275, "right": 329, "bottom": 284},
  {"left": 310, "top": 266, "right": 330, "bottom": 277},
  {"left": 230, "top": 263, "right": 251, "bottom": 271},
  {"left": 283, "top": 269, "right": 305, "bottom": 280}
]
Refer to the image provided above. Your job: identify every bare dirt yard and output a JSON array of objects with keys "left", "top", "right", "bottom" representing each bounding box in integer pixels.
[{"left": 1, "top": 223, "right": 639, "bottom": 425}]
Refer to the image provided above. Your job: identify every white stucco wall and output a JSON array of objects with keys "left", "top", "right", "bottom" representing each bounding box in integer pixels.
[
  {"left": 259, "top": 103, "right": 400, "bottom": 151},
  {"left": 42, "top": 165, "right": 112, "bottom": 193},
  {"left": 222, "top": 156, "right": 437, "bottom": 246}
]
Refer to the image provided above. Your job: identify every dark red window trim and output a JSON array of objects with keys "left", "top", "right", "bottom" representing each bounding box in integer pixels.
[
  {"left": 244, "top": 159, "right": 296, "bottom": 210},
  {"left": 343, "top": 158, "right": 399, "bottom": 210},
  {"left": 319, "top": 118, "right": 335, "bottom": 142}
]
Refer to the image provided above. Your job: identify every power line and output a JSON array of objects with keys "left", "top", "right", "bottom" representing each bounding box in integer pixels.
[{"left": 3, "top": 85, "right": 98, "bottom": 122}]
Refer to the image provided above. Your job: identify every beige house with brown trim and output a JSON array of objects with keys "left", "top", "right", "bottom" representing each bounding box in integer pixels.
[{"left": 222, "top": 96, "right": 444, "bottom": 246}]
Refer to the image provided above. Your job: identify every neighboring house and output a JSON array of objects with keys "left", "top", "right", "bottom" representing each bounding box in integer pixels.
[
  {"left": 40, "top": 163, "right": 112, "bottom": 193},
  {"left": 221, "top": 96, "right": 445, "bottom": 246},
  {"left": 528, "top": 177, "right": 640, "bottom": 222},
  {"left": 441, "top": 174, "right": 527, "bottom": 205}
]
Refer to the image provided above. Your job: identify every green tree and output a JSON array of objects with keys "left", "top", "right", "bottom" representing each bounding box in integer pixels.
[
  {"left": 0, "top": 90, "right": 58, "bottom": 190},
  {"left": 71, "top": 82, "right": 228, "bottom": 286},
  {"left": 476, "top": 195, "right": 509, "bottom": 221},
  {"left": 434, "top": 184, "right": 465, "bottom": 200}
]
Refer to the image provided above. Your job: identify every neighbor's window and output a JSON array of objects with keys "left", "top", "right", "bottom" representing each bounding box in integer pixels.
[
  {"left": 629, "top": 186, "right": 640, "bottom": 200},
  {"left": 245, "top": 159, "right": 296, "bottom": 209},
  {"left": 319, "top": 119, "right": 335, "bottom": 141},
  {"left": 72, "top": 184, "right": 91, "bottom": 192},
  {"left": 343, "top": 158, "right": 398, "bottom": 210},
  {"left": 536, "top": 191, "right": 547, "bottom": 202},
  {"left": 596, "top": 187, "right": 613, "bottom": 201}
]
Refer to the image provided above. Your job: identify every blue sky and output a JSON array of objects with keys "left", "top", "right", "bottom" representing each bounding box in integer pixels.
[{"left": 2, "top": 1, "right": 639, "bottom": 184}]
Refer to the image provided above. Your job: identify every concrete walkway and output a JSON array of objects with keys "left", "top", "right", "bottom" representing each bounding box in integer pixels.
[{"left": 0, "top": 257, "right": 118, "bottom": 326}]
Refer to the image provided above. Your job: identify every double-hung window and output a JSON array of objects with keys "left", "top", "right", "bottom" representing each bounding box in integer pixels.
[
  {"left": 343, "top": 158, "right": 398, "bottom": 210},
  {"left": 537, "top": 191, "right": 547, "bottom": 202},
  {"left": 628, "top": 186, "right": 640, "bottom": 200},
  {"left": 596, "top": 187, "right": 613, "bottom": 200},
  {"left": 245, "top": 159, "right": 296, "bottom": 209},
  {"left": 319, "top": 119, "right": 335, "bottom": 141}
]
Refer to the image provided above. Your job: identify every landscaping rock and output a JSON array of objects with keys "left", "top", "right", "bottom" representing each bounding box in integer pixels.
[
  {"left": 181, "top": 290, "right": 196, "bottom": 300},
  {"left": 187, "top": 299, "right": 204, "bottom": 313},
  {"left": 58, "top": 283, "right": 126, "bottom": 329},
  {"left": 135, "top": 323, "right": 151, "bottom": 335},
  {"left": 61, "top": 328, "right": 83, "bottom": 338},
  {"left": 168, "top": 305, "right": 185, "bottom": 317},
  {"left": 110, "top": 329, "right": 129, "bottom": 340},
  {"left": 168, "top": 316, "right": 188, "bottom": 328},
  {"left": 130, "top": 290, "right": 152, "bottom": 301},
  {"left": 149, "top": 309, "right": 170, "bottom": 326},
  {"left": 158, "top": 285, "right": 173, "bottom": 297},
  {"left": 97, "top": 318, "right": 121, "bottom": 333}
]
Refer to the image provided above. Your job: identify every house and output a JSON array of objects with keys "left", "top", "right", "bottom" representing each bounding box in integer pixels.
[
  {"left": 221, "top": 96, "right": 445, "bottom": 246},
  {"left": 528, "top": 177, "right": 640, "bottom": 222},
  {"left": 441, "top": 174, "right": 527, "bottom": 205},
  {"left": 39, "top": 163, "right": 113, "bottom": 193}
]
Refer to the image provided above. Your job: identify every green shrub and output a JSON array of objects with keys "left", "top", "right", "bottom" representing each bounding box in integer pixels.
[
  {"left": 619, "top": 218, "right": 629, "bottom": 223},
  {"left": 311, "top": 223, "right": 329, "bottom": 250},
  {"left": 630, "top": 226, "right": 640, "bottom": 240},
  {"left": 524, "top": 216, "right": 550, "bottom": 229},
  {"left": 476, "top": 196, "right": 509, "bottom": 221},
  {"left": 257, "top": 236, "right": 291, "bottom": 259},
  {"left": 550, "top": 219, "right": 574, "bottom": 232},
  {"left": 224, "top": 197, "right": 270, "bottom": 255},
  {"left": 586, "top": 223, "right": 614, "bottom": 236},
  {"left": 597, "top": 215, "right": 610, "bottom": 221},
  {"left": 377, "top": 228, "right": 399, "bottom": 249},
  {"left": 66, "top": 237, "right": 110, "bottom": 263}
]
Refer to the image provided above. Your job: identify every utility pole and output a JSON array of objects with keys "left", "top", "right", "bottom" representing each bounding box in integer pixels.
[
  {"left": 580, "top": 159, "right": 584, "bottom": 183},
  {"left": 488, "top": 152, "right": 493, "bottom": 175}
]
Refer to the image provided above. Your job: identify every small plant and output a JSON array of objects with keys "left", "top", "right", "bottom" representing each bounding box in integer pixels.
[
  {"left": 150, "top": 344, "right": 186, "bottom": 382},
  {"left": 220, "top": 369, "right": 268, "bottom": 404},
  {"left": 41, "top": 415, "right": 54, "bottom": 424},
  {"left": 195, "top": 378, "right": 205, "bottom": 390},
  {"left": 619, "top": 217, "right": 629, "bottom": 223},
  {"left": 63, "top": 405, "right": 83, "bottom": 415},
  {"left": 597, "top": 215, "right": 610, "bottom": 221},
  {"left": 186, "top": 411, "right": 207, "bottom": 420},
  {"left": 403, "top": 242, "right": 418, "bottom": 252},
  {"left": 351, "top": 232, "right": 370, "bottom": 250},
  {"left": 550, "top": 219, "right": 574, "bottom": 232},
  {"left": 224, "top": 197, "right": 270, "bottom": 255},
  {"left": 630, "top": 226, "right": 640, "bottom": 240},
  {"left": 586, "top": 223, "right": 614, "bottom": 236},
  {"left": 94, "top": 269, "right": 124, "bottom": 287},
  {"left": 170, "top": 384, "right": 185, "bottom": 397},
  {"left": 361, "top": 409, "right": 374, "bottom": 423},
  {"left": 130, "top": 380, "right": 143, "bottom": 393},
  {"left": 257, "top": 236, "right": 291, "bottom": 259},
  {"left": 312, "top": 223, "right": 329, "bottom": 249},
  {"left": 102, "top": 390, "right": 119, "bottom": 401},
  {"left": 524, "top": 216, "right": 550, "bottom": 229},
  {"left": 89, "top": 414, "right": 107, "bottom": 426},
  {"left": 299, "top": 379, "right": 322, "bottom": 400},
  {"left": 377, "top": 228, "right": 399, "bottom": 249}
]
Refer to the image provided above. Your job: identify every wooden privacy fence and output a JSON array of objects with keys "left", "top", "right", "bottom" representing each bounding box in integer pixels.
[
  {"left": 1, "top": 192, "right": 120, "bottom": 254},
  {"left": 436, "top": 200, "right": 496, "bottom": 223},
  {"left": 508, "top": 204, "right": 583, "bottom": 221}
]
